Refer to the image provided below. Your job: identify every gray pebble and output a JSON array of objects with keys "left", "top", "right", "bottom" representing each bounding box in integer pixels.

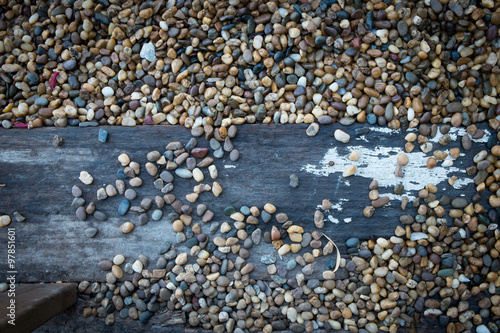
[
  {"left": 124, "top": 189, "right": 137, "bottom": 200},
  {"left": 85, "top": 227, "right": 98, "bottom": 238},
  {"left": 152, "top": 209, "right": 163, "bottom": 221}
]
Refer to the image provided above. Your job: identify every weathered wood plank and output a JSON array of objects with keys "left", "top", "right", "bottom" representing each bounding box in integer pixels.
[
  {"left": 0, "top": 124, "right": 490, "bottom": 284},
  {"left": 0, "top": 283, "right": 76, "bottom": 333}
]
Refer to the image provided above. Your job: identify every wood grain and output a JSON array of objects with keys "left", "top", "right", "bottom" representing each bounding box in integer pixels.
[{"left": 0, "top": 124, "right": 489, "bottom": 284}]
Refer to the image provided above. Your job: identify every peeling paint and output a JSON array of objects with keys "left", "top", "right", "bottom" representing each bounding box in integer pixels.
[{"left": 302, "top": 131, "right": 475, "bottom": 201}]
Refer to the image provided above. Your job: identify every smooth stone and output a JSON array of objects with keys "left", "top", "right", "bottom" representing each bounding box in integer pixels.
[
  {"left": 175, "top": 169, "right": 192, "bottom": 179},
  {"left": 118, "top": 200, "right": 130, "bottom": 215},
  {"left": 85, "top": 227, "right": 98, "bottom": 238},
  {"left": 140, "top": 42, "right": 156, "bottom": 62},
  {"left": 229, "top": 149, "right": 240, "bottom": 162},
  {"left": 346, "top": 238, "right": 359, "bottom": 248},
  {"left": 98, "top": 129, "right": 108, "bottom": 143},
  {"left": 289, "top": 174, "right": 299, "bottom": 188},
  {"left": 94, "top": 211, "right": 108, "bottom": 221},
  {"left": 152, "top": 209, "right": 163, "bottom": 221},
  {"left": 76, "top": 207, "right": 87, "bottom": 221},
  {"left": 63, "top": 59, "right": 77, "bottom": 70},
  {"left": 306, "top": 123, "right": 319, "bottom": 136}
]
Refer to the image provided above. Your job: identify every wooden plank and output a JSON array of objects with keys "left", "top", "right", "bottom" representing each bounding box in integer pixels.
[
  {"left": 0, "top": 124, "right": 490, "bottom": 283},
  {"left": 0, "top": 283, "right": 77, "bottom": 333}
]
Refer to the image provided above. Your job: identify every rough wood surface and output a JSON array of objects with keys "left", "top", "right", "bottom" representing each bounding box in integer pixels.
[
  {"left": 0, "top": 283, "right": 76, "bottom": 333},
  {"left": 0, "top": 124, "right": 489, "bottom": 284}
]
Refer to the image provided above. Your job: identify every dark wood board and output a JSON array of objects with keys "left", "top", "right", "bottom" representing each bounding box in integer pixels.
[
  {"left": 0, "top": 124, "right": 491, "bottom": 284},
  {"left": 0, "top": 123, "right": 493, "bottom": 333},
  {"left": 0, "top": 283, "right": 76, "bottom": 333}
]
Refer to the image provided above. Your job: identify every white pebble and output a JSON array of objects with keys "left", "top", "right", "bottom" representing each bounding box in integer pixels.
[
  {"left": 334, "top": 129, "right": 350, "bottom": 143},
  {"left": 79, "top": 171, "right": 93, "bottom": 185},
  {"left": 102, "top": 87, "right": 114, "bottom": 97},
  {"left": 192, "top": 168, "right": 204, "bottom": 182}
]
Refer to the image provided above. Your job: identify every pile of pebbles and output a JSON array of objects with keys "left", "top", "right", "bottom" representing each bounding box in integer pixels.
[
  {"left": 1, "top": 0, "right": 500, "bottom": 129},
  {"left": 70, "top": 125, "right": 238, "bottom": 237},
  {"left": 79, "top": 181, "right": 500, "bottom": 333}
]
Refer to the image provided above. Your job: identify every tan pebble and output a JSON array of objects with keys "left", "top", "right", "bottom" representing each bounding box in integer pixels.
[
  {"left": 264, "top": 203, "right": 276, "bottom": 214},
  {"left": 176, "top": 253, "right": 188, "bottom": 265},
  {"left": 405, "top": 142, "right": 415, "bottom": 153},
  {"left": 112, "top": 265, "right": 123, "bottom": 279},
  {"left": 449, "top": 148, "right": 460, "bottom": 159},
  {"left": 289, "top": 233, "right": 303, "bottom": 242},
  {"left": 491, "top": 146, "right": 500, "bottom": 156},
  {"left": 427, "top": 157, "right": 436, "bottom": 169},
  {"left": 287, "top": 225, "right": 304, "bottom": 233},
  {"left": 321, "top": 199, "right": 332, "bottom": 210},
  {"left": 209, "top": 165, "right": 218, "bottom": 179},
  {"left": 349, "top": 151, "right": 359, "bottom": 161},
  {"left": 426, "top": 183, "right": 437, "bottom": 193},
  {"left": 343, "top": 165, "right": 356, "bottom": 177},
  {"left": 289, "top": 28, "right": 300, "bottom": 38},
  {"left": 120, "top": 222, "right": 134, "bottom": 234},
  {"left": 192, "top": 168, "right": 204, "bottom": 182},
  {"left": 433, "top": 150, "right": 448, "bottom": 160},
  {"left": 489, "top": 196, "right": 500, "bottom": 208},
  {"left": 291, "top": 244, "right": 302, "bottom": 253},
  {"left": 118, "top": 153, "right": 130, "bottom": 166},
  {"left": 129, "top": 177, "right": 143, "bottom": 187},
  {"left": 212, "top": 182, "right": 222, "bottom": 197},
  {"left": 145, "top": 162, "right": 157, "bottom": 176},
  {"left": 172, "top": 220, "right": 184, "bottom": 232},
  {"left": 369, "top": 189, "right": 379, "bottom": 200},
  {"left": 106, "top": 185, "right": 117, "bottom": 197},
  {"left": 229, "top": 213, "right": 244, "bottom": 222},
  {"left": 0, "top": 215, "right": 11, "bottom": 228},
  {"left": 363, "top": 206, "right": 375, "bottom": 217},
  {"left": 405, "top": 133, "right": 417, "bottom": 142},
  {"left": 314, "top": 210, "right": 324, "bottom": 228},
  {"left": 397, "top": 153, "right": 409, "bottom": 166},
  {"left": 185, "top": 193, "right": 198, "bottom": 203},
  {"left": 221, "top": 222, "right": 231, "bottom": 233},
  {"left": 250, "top": 206, "right": 260, "bottom": 216},
  {"left": 278, "top": 244, "right": 290, "bottom": 256}
]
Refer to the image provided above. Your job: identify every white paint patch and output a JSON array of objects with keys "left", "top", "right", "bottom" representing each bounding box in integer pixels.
[
  {"left": 317, "top": 200, "right": 345, "bottom": 212},
  {"left": 302, "top": 143, "right": 472, "bottom": 200},
  {"left": 357, "top": 135, "right": 369, "bottom": 142},
  {"left": 344, "top": 217, "right": 352, "bottom": 223},
  {"left": 224, "top": 165, "right": 236, "bottom": 169},
  {"left": 328, "top": 215, "right": 340, "bottom": 224},
  {"left": 368, "top": 127, "right": 401, "bottom": 135}
]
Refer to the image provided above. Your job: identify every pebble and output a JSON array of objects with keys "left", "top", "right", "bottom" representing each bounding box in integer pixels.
[
  {"left": 85, "top": 227, "right": 98, "bottom": 238},
  {"left": 118, "top": 200, "right": 130, "bottom": 216},
  {"left": 76, "top": 207, "right": 87, "bottom": 221},
  {"left": 52, "top": 135, "right": 64, "bottom": 146},
  {"left": 334, "top": 130, "right": 350, "bottom": 143},
  {"left": 175, "top": 169, "right": 192, "bottom": 179},
  {"left": 120, "top": 222, "right": 134, "bottom": 234},
  {"left": 140, "top": 42, "right": 156, "bottom": 62},
  {"left": 98, "top": 129, "right": 108, "bottom": 143},
  {"left": 0, "top": 215, "right": 11, "bottom": 227},
  {"left": 289, "top": 174, "right": 299, "bottom": 188},
  {"left": 306, "top": 123, "right": 319, "bottom": 136}
]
